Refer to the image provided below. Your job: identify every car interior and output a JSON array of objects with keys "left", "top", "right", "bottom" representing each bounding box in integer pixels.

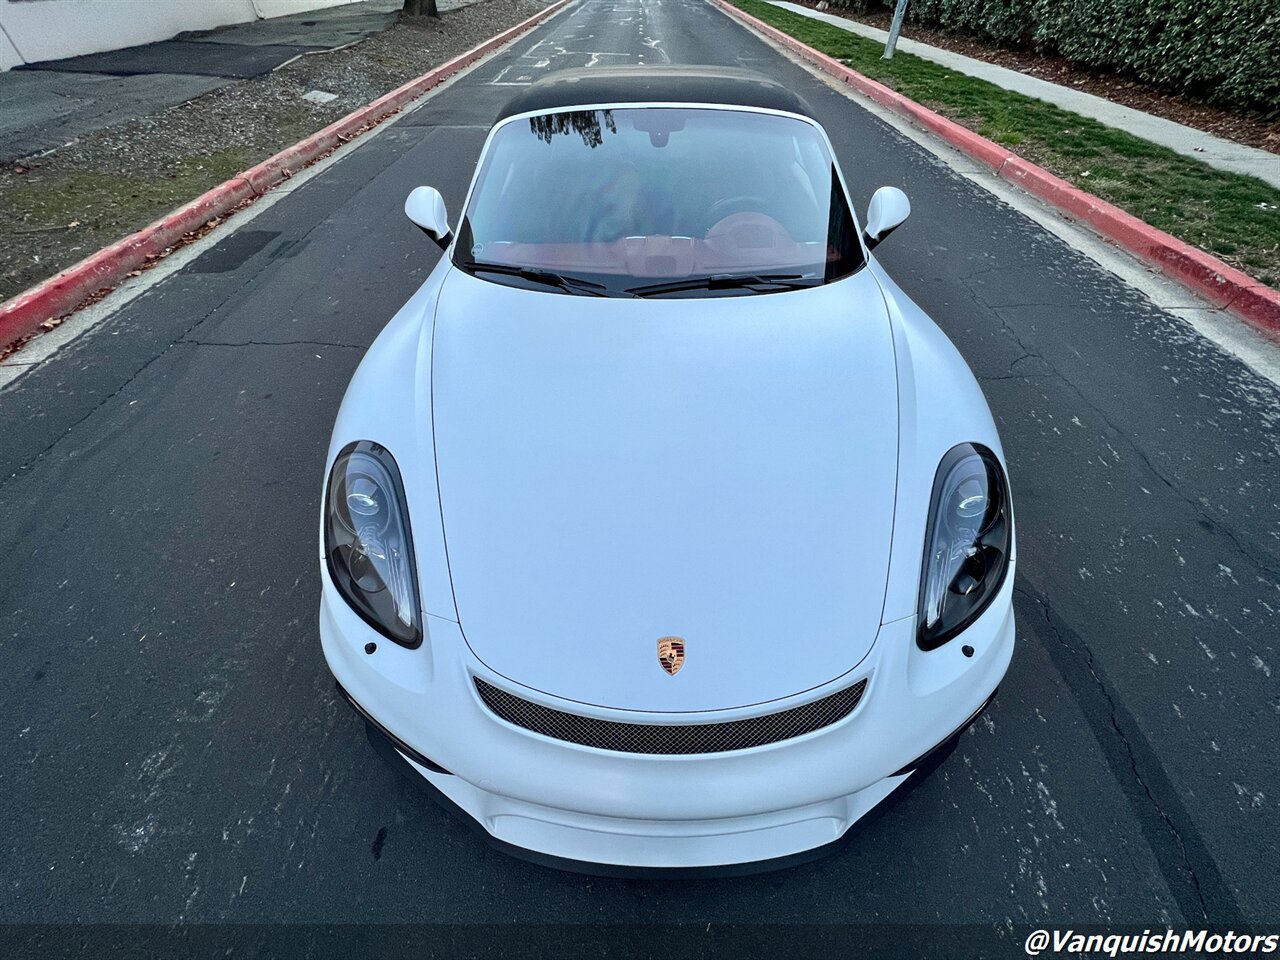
[{"left": 462, "top": 108, "right": 854, "bottom": 278}]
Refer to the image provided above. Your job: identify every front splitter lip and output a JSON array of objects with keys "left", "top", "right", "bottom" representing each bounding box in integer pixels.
[
  {"left": 342, "top": 679, "right": 997, "bottom": 877},
  {"left": 320, "top": 568, "right": 1017, "bottom": 860},
  {"left": 336, "top": 679, "right": 451, "bottom": 775}
]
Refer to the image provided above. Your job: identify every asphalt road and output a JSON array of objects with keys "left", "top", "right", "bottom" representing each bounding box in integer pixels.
[{"left": 2, "top": 0, "right": 1278, "bottom": 944}]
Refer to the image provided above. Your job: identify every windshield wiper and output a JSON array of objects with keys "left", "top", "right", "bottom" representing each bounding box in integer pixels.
[
  {"left": 624, "top": 273, "right": 818, "bottom": 297},
  {"left": 459, "top": 260, "right": 611, "bottom": 297}
]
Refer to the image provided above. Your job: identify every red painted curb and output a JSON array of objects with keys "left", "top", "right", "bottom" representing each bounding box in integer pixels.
[
  {"left": 0, "top": 0, "right": 572, "bottom": 355},
  {"left": 712, "top": 0, "right": 1280, "bottom": 338}
]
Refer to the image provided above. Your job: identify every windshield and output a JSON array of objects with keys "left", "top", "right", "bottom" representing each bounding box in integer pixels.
[{"left": 454, "top": 107, "right": 865, "bottom": 297}]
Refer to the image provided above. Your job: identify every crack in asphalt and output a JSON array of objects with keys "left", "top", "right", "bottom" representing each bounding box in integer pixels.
[
  {"left": 4, "top": 334, "right": 218, "bottom": 489},
  {"left": 1045, "top": 360, "right": 1279, "bottom": 583},
  {"left": 1015, "top": 581, "right": 1242, "bottom": 925},
  {"left": 978, "top": 372, "right": 1052, "bottom": 383},
  {"left": 977, "top": 351, "right": 1057, "bottom": 382},
  {"left": 1023, "top": 586, "right": 1208, "bottom": 919},
  {"left": 0, "top": 341, "right": 186, "bottom": 490},
  {"left": 959, "top": 278, "right": 1280, "bottom": 584},
  {"left": 0, "top": 208, "right": 342, "bottom": 490},
  {"left": 181, "top": 339, "right": 364, "bottom": 349}
]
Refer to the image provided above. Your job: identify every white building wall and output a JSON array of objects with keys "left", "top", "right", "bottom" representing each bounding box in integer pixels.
[
  {"left": 0, "top": 22, "right": 23, "bottom": 70},
  {"left": 0, "top": 0, "right": 361, "bottom": 68},
  {"left": 251, "top": 0, "right": 356, "bottom": 17}
]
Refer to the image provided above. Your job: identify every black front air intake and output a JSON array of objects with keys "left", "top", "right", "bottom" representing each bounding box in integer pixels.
[{"left": 473, "top": 676, "right": 868, "bottom": 755}]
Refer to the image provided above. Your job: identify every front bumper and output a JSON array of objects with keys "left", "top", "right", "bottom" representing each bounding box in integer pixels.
[
  {"left": 351, "top": 680, "right": 989, "bottom": 876},
  {"left": 321, "top": 572, "right": 1015, "bottom": 871}
]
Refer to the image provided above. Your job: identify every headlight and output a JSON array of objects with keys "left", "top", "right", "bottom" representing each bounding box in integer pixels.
[
  {"left": 917, "top": 443, "right": 1012, "bottom": 650},
  {"left": 324, "top": 441, "right": 422, "bottom": 648}
]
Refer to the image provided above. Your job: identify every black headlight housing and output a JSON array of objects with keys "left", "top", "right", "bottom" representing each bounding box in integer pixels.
[
  {"left": 916, "top": 443, "right": 1012, "bottom": 650},
  {"left": 324, "top": 441, "right": 422, "bottom": 648}
]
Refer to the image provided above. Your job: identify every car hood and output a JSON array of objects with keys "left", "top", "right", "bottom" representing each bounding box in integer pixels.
[{"left": 428, "top": 267, "right": 899, "bottom": 713}]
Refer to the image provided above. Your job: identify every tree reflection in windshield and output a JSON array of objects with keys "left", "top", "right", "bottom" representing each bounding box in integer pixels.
[
  {"left": 460, "top": 107, "right": 868, "bottom": 296},
  {"left": 528, "top": 110, "right": 617, "bottom": 148}
]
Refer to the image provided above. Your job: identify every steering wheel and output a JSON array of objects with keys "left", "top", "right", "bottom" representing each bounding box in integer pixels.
[{"left": 707, "top": 194, "right": 771, "bottom": 221}]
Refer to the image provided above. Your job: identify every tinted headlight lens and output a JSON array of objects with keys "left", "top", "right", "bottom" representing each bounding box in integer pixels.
[
  {"left": 917, "top": 443, "right": 1011, "bottom": 650},
  {"left": 325, "top": 441, "right": 422, "bottom": 648}
]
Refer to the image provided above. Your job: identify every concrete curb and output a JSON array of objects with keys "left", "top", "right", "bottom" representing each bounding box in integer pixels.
[
  {"left": 711, "top": 0, "right": 1280, "bottom": 339},
  {"left": 0, "top": 0, "right": 573, "bottom": 355}
]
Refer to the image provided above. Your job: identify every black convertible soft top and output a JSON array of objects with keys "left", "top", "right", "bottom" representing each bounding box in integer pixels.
[{"left": 495, "top": 65, "right": 817, "bottom": 122}]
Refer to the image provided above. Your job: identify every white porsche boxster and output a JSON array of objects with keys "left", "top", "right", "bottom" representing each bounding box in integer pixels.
[{"left": 320, "top": 66, "right": 1015, "bottom": 873}]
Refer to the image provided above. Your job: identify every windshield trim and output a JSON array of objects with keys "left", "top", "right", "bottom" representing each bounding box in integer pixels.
[
  {"left": 444, "top": 259, "right": 871, "bottom": 300},
  {"left": 450, "top": 102, "right": 869, "bottom": 282}
]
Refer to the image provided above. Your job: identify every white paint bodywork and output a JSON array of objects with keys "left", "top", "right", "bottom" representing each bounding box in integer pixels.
[
  {"left": 404, "top": 186, "right": 451, "bottom": 244},
  {"left": 863, "top": 185, "right": 911, "bottom": 248},
  {"left": 432, "top": 267, "right": 898, "bottom": 712},
  {"left": 319, "top": 103, "right": 1015, "bottom": 869}
]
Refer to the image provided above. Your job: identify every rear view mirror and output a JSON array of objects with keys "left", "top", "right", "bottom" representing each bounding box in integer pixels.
[
  {"left": 405, "top": 186, "right": 452, "bottom": 251},
  {"left": 863, "top": 186, "right": 911, "bottom": 251}
]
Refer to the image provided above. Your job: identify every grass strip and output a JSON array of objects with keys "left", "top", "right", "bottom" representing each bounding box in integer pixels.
[{"left": 731, "top": 0, "right": 1280, "bottom": 289}]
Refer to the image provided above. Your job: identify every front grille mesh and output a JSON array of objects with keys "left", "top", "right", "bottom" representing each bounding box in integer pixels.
[{"left": 473, "top": 676, "right": 868, "bottom": 755}]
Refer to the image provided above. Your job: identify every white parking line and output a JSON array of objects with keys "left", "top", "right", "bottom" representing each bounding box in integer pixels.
[{"left": 485, "top": 0, "right": 651, "bottom": 86}]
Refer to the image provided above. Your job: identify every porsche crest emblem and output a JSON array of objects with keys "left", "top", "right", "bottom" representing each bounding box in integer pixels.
[{"left": 657, "top": 636, "right": 686, "bottom": 676}]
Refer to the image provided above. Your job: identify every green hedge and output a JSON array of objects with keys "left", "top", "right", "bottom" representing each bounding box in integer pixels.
[{"left": 838, "top": 0, "right": 1280, "bottom": 115}]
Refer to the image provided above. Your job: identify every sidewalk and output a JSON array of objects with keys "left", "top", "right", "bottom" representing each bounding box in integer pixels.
[
  {"left": 768, "top": 1, "right": 1280, "bottom": 191},
  {"left": 0, "top": 0, "right": 476, "bottom": 163}
]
